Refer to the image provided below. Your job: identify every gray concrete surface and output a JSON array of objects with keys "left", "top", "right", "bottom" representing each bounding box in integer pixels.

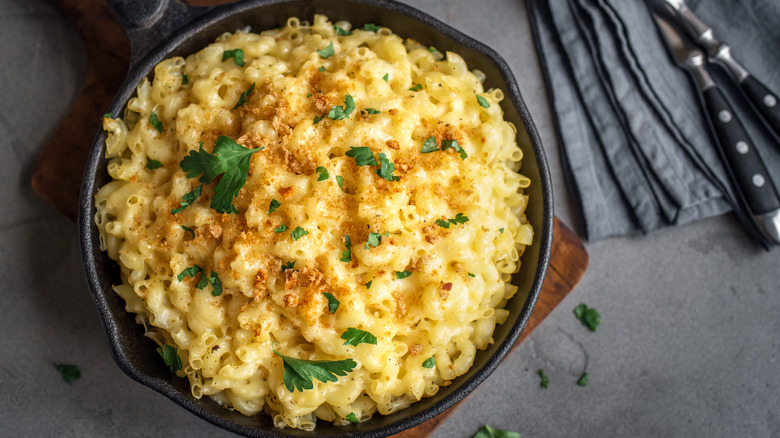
[{"left": 2, "top": 0, "right": 778, "bottom": 437}]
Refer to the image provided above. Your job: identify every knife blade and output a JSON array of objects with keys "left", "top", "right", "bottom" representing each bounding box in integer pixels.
[
  {"left": 651, "top": 12, "right": 780, "bottom": 245},
  {"left": 663, "top": 0, "right": 780, "bottom": 142}
]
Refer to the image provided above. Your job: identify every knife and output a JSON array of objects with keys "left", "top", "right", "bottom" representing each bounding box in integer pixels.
[
  {"left": 651, "top": 12, "right": 780, "bottom": 245},
  {"left": 663, "top": 0, "right": 780, "bottom": 142}
]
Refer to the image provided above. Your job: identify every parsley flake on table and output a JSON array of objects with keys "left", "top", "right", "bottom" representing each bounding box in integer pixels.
[
  {"left": 181, "top": 74, "right": 189, "bottom": 85},
  {"left": 149, "top": 111, "right": 163, "bottom": 133},
  {"left": 179, "top": 136, "right": 262, "bottom": 214},
  {"left": 334, "top": 25, "right": 352, "bottom": 36},
  {"left": 472, "top": 424, "right": 522, "bottom": 438},
  {"left": 340, "top": 235, "right": 352, "bottom": 262},
  {"left": 207, "top": 271, "right": 222, "bottom": 296},
  {"left": 323, "top": 292, "right": 340, "bottom": 314},
  {"left": 317, "top": 41, "right": 335, "bottom": 58},
  {"left": 362, "top": 23, "right": 380, "bottom": 32},
  {"left": 222, "top": 48, "right": 245, "bottom": 66},
  {"left": 365, "top": 280, "right": 372, "bottom": 289},
  {"left": 157, "top": 345, "right": 183, "bottom": 373},
  {"left": 362, "top": 108, "right": 380, "bottom": 115},
  {"left": 316, "top": 166, "right": 330, "bottom": 181},
  {"left": 55, "top": 364, "right": 81, "bottom": 383},
  {"left": 408, "top": 83, "right": 422, "bottom": 92},
  {"left": 171, "top": 185, "right": 202, "bottom": 215},
  {"left": 282, "top": 261, "right": 296, "bottom": 272},
  {"left": 421, "top": 136, "right": 439, "bottom": 153},
  {"left": 382, "top": 73, "right": 389, "bottom": 82},
  {"left": 275, "top": 224, "right": 288, "bottom": 233},
  {"left": 232, "top": 82, "right": 255, "bottom": 109},
  {"left": 442, "top": 139, "right": 468, "bottom": 160},
  {"left": 345, "top": 413, "right": 360, "bottom": 424},
  {"left": 181, "top": 225, "right": 195, "bottom": 238},
  {"left": 396, "top": 270, "right": 412, "bottom": 279},
  {"left": 268, "top": 199, "right": 281, "bottom": 214},
  {"left": 538, "top": 369, "right": 549, "bottom": 388},
  {"left": 327, "top": 94, "right": 356, "bottom": 120},
  {"left": 336, "top": 175, "right": 345, "bottom": 191},
  {"left": 375, "top": 153, "right": 400, "bottom": 181},
  {"left": 574, "top": 304, "right": 601, "bottom": 331},
  {"left": 177, "top": 264, "right": 203, "bottom": 282},
  {"left": 341, "top": 328, "right": 378, "bottom": 346},
  {"left": 422, "top": 356, "right": 436, "bottom": 368},
  {"left": 476, "top": 94, "right": 491, "bottom": 108},
  {"left": 291, "top": 227, "right": 309, "bottom": 241},
  {"left": 345, "top": 146, "right": 377, "bottom": 166},
  {"left": 577, "top": 372, "right": 589, "bottom": 387},
  {"left": 273, "top": 350, "right": 356, "bottom": 392},
  {"left": 364, "top": 232, "right": 384, "bottom": 249},
  {"left": 146, "top": 159, "right": 163, "bottom": 170}
]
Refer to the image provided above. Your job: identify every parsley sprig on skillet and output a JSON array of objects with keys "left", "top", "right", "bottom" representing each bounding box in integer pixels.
[{"left": 273, "top": 350, "right": 356, "bottom": 392}]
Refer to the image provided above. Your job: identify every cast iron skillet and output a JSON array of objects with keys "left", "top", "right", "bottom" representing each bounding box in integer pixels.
[{"left": 79, "top": 0, "right": 554, "bottom": 436}]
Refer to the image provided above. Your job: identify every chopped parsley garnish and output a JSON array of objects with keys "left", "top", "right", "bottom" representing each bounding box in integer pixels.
[
  {"left": 362, "top": 108, "right": 380, "bottom": 115},
  {"left": 179, "top": 136, "right": 262, "bottom": 214},
  {"left": 538, "top": 369, "right": 549, "bottom": 388},
  {"left": 232, "top": 82, "right": 255, "bottom": 109},
  {"left": 442, "top": 139, "right": 468, "bottom": 160},
  {"left": 149, "top": 111, "right": 163, "bottom": 133},
  {"left": 499, "top": 228, "right": 505, "bottom": 233},
  {"left": 421, "top": 136, "right": 438, "bottom": 153},
  {"left": 422, "top": 356, "right": 436, "bottom": 368},
  {"left": 146, "top": 159, "right": 163, "bottom": 170},
  {"left": 316, "top": 166, "right": 330, "bottom": 181},
  {"left": 268, "top": 199, "right": 281, "bottom": 214},
  {"left": 345, "top": 146, "right": 377, "bottom": 166},
  {"left": 340, "top": 235, "right": 352, "bottom": 262},
  {"left": 274, "top": 224, "right": 288, "bottom": 233},
  {"left": 171, "top": 185, "right": 202, "bottom": 215},
  {"left": 365, "top": 232, "right": 384, "bottom": 249},
  {"left": 282, "top": 261, "right": 296, "bottom": 272},
  {"left": 317, "top": 41, "right": 335, "bottom": 58},
  {"left": 307, "top": 93, "right": 312, "bottom": 98},
  {"left": 437, "top": 213, "right": 469, "bottom": 228},
  {"left": 396, "top": 270, "right": 412, "bottom": 279},
  {"left": 104, "top": 112, "right": 114, "bottom": 119},
  {"left": 362, "top": 23, "right": 380, "bottom": 32},
  {"left": 207, "top": 271, "right": 222, "bottom": 296},
  {"left": 472, "top": 424, "right": 522, "bottom": 438},
  {"left": 177, "top": 264, "right": 203, "bottom": 282},
  {"left": 318, "top": 66, "right": 326, "bottom": 72},
  {"left": 365, "top": 280, "right": 372, "bottom": 289},
  {"left": 408, "top": 83, "right": 423, "bottom": 92},
  {"left": 574, "top": 304, "right": 601, "bottom": 332},
  {"left": 222, "top": 48, "right": 245, "bottom": 66},
  {"left": 336, "top": 175, "right": 345, "bottom": 191},
  {"left": 327, "top": 94, "right": 356, "bottom": 120},
  {"left": 375, "top": 152, "right": 399, "bottom": 181},
  {"left": 291, "top": 226, "right": 309, "bottom": 240},
  {"left": 577, "top": 372, "right": 589, "bottom": 387},
  {"left": 181, "top": 225, "right": 195, "bottom": 238},
  {"left": 314, "top": 114, "right": 324, "bottom": 124},
  {"left": 345, "top": 413, "right": 360, "bottom": 424},
  {"left": 382, "top": 73, "right": 389, "bottom": 82},
  {"left": 55, "top": 364, "right": 81, "bottom": 383},
  {"left": 273, "top": 350, "right": 357, "bottom": 392},
  {"left": 436, "top": 219, "right": 451, "bottom": 229},
  {"left": 334, "top": 25, "right": 352, "bottom": 36},
  {"left": 323, "top": 292, "right": 340, "bottom": 314},
  {"left": 181, "top": 74, "right": 189, "bottom": 85},
  {"left": 427, "top": 46, "right": 438, "bottom": 53},
  {"left": 341, "top": 327, "right": 378, "bottom": 346},
  {"left": 476, "top": 94, "right": 491, "bottom": 108},
  {"left": 468, "top": 273, "right": 476, "bottom": 277},
  {"left": 157, "top": 345, "right": 183, "bottom": 373}
]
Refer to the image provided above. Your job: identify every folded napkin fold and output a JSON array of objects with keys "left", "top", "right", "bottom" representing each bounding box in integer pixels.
[{"left": 528, "top": 0, "right": 780, "bottom": 241}]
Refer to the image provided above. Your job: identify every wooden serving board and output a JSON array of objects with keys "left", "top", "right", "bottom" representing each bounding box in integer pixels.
[{"left": 32, "top": 1, "right": 589, "bottom": 437}]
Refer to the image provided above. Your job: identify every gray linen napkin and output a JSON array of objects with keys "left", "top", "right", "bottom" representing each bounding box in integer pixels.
[{"left": 527, "top": 0, "right": 780, "bottom": 241}]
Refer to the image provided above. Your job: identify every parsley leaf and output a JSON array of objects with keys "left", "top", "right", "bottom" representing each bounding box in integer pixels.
[
  {"left": 104, "top": 112, "right": 114, "bottom": 119},
  {"left": 273, "top": 350, "right": 356, "bottom": 392},
  {"left": 408, "top": 83, "right": 422, "bottom": 92},
  {"left": 307, "top": 93, "right": 312, "bottom": 98},
  {"left": 317, "top": 41, "right": 335, "bottom": 58},
  {"left": 275, "top": 224, "right": 288, "bottom": 233},
  {"left": 177, "top": 265, "right": 203, "bottom": 282},
  {"left": 55, "top": 364, "right": 81, "bottom": 383},
  {"left": 181, "top": 225, "right": 195, "bottom": 238},
  {"left": 340, "top": 235, "right": 352, "bottom": 262},
  {"left": 421, "top": 136, "right": 439, "bottom": 153},
  {"left": 336, "top": 175, "right": 345, "bottom": 191},
  {"left": 314, "top": 114, "right": 324, "bottom": 124},
  {"left": 365, "top": 280, "right": 372, "bottom": 289},
  {"left": 538, "top": 369, "right": 549, "bottom": 388},
  {"left": 323, "top": 292, "right": 340, "bottom": 314},
  {"left": 345, "top": 146, "right": 377, "bottom": 166},
  {"left": 365, "top": 232, "right": 384, "bottom": 249},
  {"left": 375, "top": 153, "right": 400, "bottom": 181},
  {"left": 157, "top": 345, "right": 183, "bottom": 373},
  {"left": 396, "top": 270, "right": 411, "bottom": 279},
  {"left": 422, "top": 356, "right": 436, "bottom": 368},
  {"left": 327, "top": 94, "right": 356, "bottom": 120},
  {"left": 574, "top": 304, "right": 601, "bottom": 331},
  {"left": 282, "top": 261, "right": 296, "bottom": 272},
  {"left": 345, "top": 413, "right": 360, "bottom": 424},
  {"left": 499, "top": 228, "right": 505, "bottom": 233},
  {"left": 318, "top": 66, "right": 326, "bottom": 72},
  {"left": 232, "top": 82, "right": 255, "bottom": 109},
  {"left": 316, "top": 166, "right": 330, "bottom": 181},
  {"left": 382, "top": 73, "right": 389, "bottom": 82},
  {"left": 472, "top": 424, "right": 522, "bottom": 438},
  {"left": 179, "top": 136, "right": 262, "bottom": 214},
  {"left": 362, "top": 108, "right": 380, "bottom": 115},
  {"left": 341, "top": 327, "right": 378, "bottom": 346},
  {"left": 146, "top": 159, "right": 163, "bottom": 170},
  {"left": 436, "top": 219, "right": 450, "bottom": 229},
  {"left": 449, "top": 213, "right": 469, "bottom": 224},
  {"left": 149, "top": 111, "right": 163, "bottom": 133},
  {"left": 428, "top": 46, "right": 438, "bottom": 53},
  {"left": 291, "top": 227, "right": 309, "bottom": 241},
  {"left": 577, "top": 372, "right": 589, "bottom": 387},
  {"left": 468, "top": 272, "right": 476, "bottom": 278},
  {"left": 222, "top": 48, "right": 245, "bottom": 66},
  {"left": 476, "top": 94, "right": 491, "bottom": 108},
  {"left": 181, "top": 74, "right": 189, "bottom": 85},
  {"left": 207, "top": 271, "right": 222, "bottom": 296},
  {"left": 334, "top": 25, "right": 352, "bottom": 36},
  {"left": 362, "top": 23, "right": 380, "bottom": 32},
  {"left": 442, "top": 139, "right": 468, "bottom": 160},
  {"left": 171, "top": 185, "right": 202, "bottom": 215},
  {"left": 268, "top": 199, "right": 281, "bottom": 214}
]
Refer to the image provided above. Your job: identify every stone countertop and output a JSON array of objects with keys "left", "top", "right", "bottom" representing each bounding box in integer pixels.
[{"left": 2, "top": 0, "right": 778, "bottom": 437}]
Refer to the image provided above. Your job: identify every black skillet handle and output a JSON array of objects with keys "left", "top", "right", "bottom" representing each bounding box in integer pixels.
[
  {"left": 702, "top": 86, "right": 780, "bottom": 216},
  {"left": 740, "top": 75, "right": 780, "bottom": 143}
]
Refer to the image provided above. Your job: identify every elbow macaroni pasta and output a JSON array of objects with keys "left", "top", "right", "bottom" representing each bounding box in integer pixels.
[{"left": 94, "top": 15, "right": 533, "bottom": 430}]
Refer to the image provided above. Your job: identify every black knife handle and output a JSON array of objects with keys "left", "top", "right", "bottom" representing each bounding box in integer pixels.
[
  {"left": 703, "top": 86, "right": 780, "bottom": 215},
  {"left": 740, "top": 75, "right": 780, "bottom": 142}
]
